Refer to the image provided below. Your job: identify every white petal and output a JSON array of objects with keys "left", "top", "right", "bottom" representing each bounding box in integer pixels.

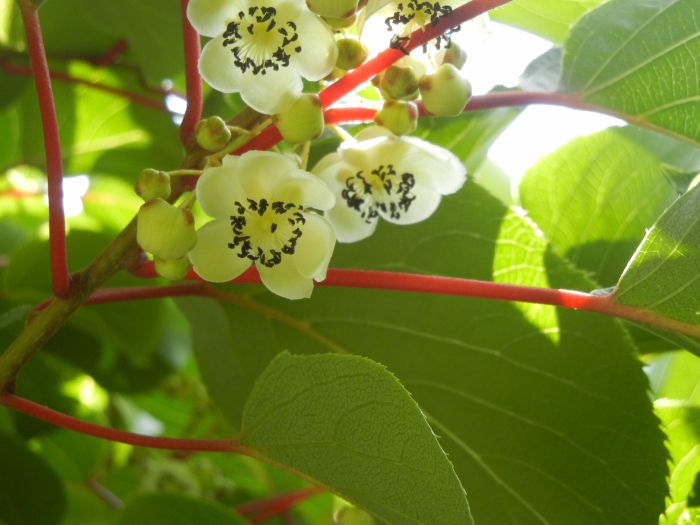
[
  {"left": 235, "top": 151, "right": 298, "bottom": 199},
  {"left": 339, "top": 135, "right": 409, "bottom": 172},
  {"left": 196, "top": 165, "right": 244, "bottom": 219},
  {"left": 290, "top": 213, "right": 336, "bottom": 279},
  {"left": 290, "top": 12, "right": 338, "bottom": 81},
  {"left": 353, "top": 125, "right": 394, "bottom": 142},
  {"left": 311, "top": 152, "right": 342, "bottom": 176},
  {"left": 257, "top": 260, "right": 314, "bottom": 299},
  {"left": 189, "top": 220, "right": 251, "bottom": 282},
  {"left": 379, "top": 184, "right": 441, "bottom": 225},
  {"left": 239, "top": 67, "right": 302, "bottom": 114},
  {"left": 401, "top": 137, "right": 467, "bottom": 194},
  {"left": 273, "top": 169, "right": 335, "bottom": 210},
  {"left": 199, "top": 36, "right": 245, "bottom": 93},
  {"left": 187, "top": 0, "right": 242, "bottom": 37}
]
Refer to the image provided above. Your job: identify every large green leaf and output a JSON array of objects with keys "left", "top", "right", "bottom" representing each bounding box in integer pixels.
[
  {"left": 118, "top": 493, "right": 247, "bottom": 525},
  {"left": 240, "top": 352, "right": 471, "bottom": 525},
  {"left": 181, "top": 183, "right": 667, "bottom": 524},
  {"left": 614, "top": 184, "right": 700, "bottom": 329},
  {"left": 519, "top": 128, "right": 677, "bottom": 287},
  {"left": 491, "top": 0, "right": 604, "bottom": 43},
  {"left": 0, "top": 434, "right": 66, "bottom": 525},
  {"left": 562, "top": 0, "right": 700, "bottom": 145}
]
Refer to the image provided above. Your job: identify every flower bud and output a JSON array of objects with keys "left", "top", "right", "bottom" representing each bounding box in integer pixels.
[
  {"left": 155, "top": 256, "right": 191, "bottom": 280},
  {"left": 195, "top": 116, "right": 232, "bottom": 151},
  {"left": 379, "top": 65, "right": 419, "bottom": 101},
  {"left": 419, "top": 64, "right": 472, "bottom": 117},
  {"left": 441, "top": 43, "right": 467, "bottom": 69},
  {"left": 373, "top": 100, "right": 418, "bottom": 135},
  {"left": 323, "top": 13, "right": 357, "bottom": 28},
  {"left": 336, "top": 506, "right": 375, "bottom": 525},
  {"left": 306, "top": 0, "right": 359, "bottom": 19},
  {"left": 274, "top": 94, "right": 324, "bottom": 144},
  {"left": 135, "top": 169, "right": 171, "bottom": 201},
  {"left": 336, "top": 38, "right": 369, "bottom": 70},
  {"left": 137, "top": 199, "right": 197, "bottom": 260}
]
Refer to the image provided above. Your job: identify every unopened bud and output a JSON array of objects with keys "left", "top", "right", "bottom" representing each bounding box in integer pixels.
[
  {"left": 155, "top": 256, "right": 191, "bottom": 280},
  {"left": 441, "top": 43, "right": 467, "bottom": 69},
  {"left": 135, "top": 169, "right": 171, "bottom": 201},
  {"left": 195, "top": 116, "right": 232, "bottom": 151},
  {"left": 379, "top": 65, "right": 419, "bottom": 101},
  {"left": 419, "top": 64, "right": 472, "bottom": 117},
  {"left": 336, "top": 38, "right": 369, "bottom": 70},
  {"left": 137, "top": 199, "right": 197, "bottom": 260},
  {"left": 324, "top": 13, "right": 357, "bottom": 28},
  {"left": 374, "top": 100, "right": 418, "bottom": 135},
  {"left": 274, "top": 94, "right": 324, "bottom": 144},
  {"left": 306, "top": 0, "right": 359, "bottom": 19},
  {"left": 336, "top": 506, "right": 375, "bottom": 525}
]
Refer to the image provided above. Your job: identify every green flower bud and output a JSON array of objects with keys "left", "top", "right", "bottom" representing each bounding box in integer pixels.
[
  {"left": 195, "top": 116, "right": 232, "bottom": 151},
  {"left": 306, "top": 0, "right": 359, "bottom": 19},
  {"left": 336, "top": 38, "right": 369, "bottom": 70},
  {"left": 155, "top": 256, "right": 191, "bottom": 280},
  {"left": 323, "top": 13, "right": 357, "bottom": 29},
  {"left": 336, "top": 507, "right": 375, "bottom": 525},
  {"left": 379, "top": 65, "right": 419, "bottom": 101},
  {"left": 374, "top": 100, "right": 418, "bottom": 135},
  {"left": 137, "top": 199, "right": 197, "bottom": 260},
  {"left": 442, "top": 43, "right": 467, "bottom": 69},
  {"left": 419, "top": 64, "right": 472, "bottom": 117},
  {"left": 274, "top": 94, "right": 324, "bottom": 144},
  {"left": 135, "top": 169, "right": 171, "bottom": 201}
]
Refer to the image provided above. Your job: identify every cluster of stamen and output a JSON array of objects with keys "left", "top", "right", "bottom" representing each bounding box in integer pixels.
[
  {"left": 229, "top": 198, "right": 306, "bottom": 267},
  {"left": 222, "top": 6, "right": 301, "bottom": 75},
  {"left": 385, "top": 1, "right": 460, "bottom": 54},
  {"left": 341, "top": 164, "right": 417, "bottom": 223}
]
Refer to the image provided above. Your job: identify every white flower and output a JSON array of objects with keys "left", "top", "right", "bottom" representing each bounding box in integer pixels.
[
  {"left": 188, "top": 0, "right": 339, "bottom": 115},
  {"left": 189, "top": 151, "right": 336, "bottom": 299},
  {"left": 313, "top": 126, "right": 466, "bottom": 243}
]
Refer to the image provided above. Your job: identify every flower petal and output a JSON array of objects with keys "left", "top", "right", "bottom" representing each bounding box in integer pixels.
[
  {"left": 239, "top": 67, "right": 302, "bottom": 114},
  {"left": 311, "top": 152, "right": 342, "bottom": 176},
  {"left": 379, "top": 183, "right": 441, "bottom": 225},
  {"left": 189, "top": 220, "right": 251, "bottom": 282},
  {"left": 235, "top": 151, "right": 298, "bottom": 199},
  {"left": 187, "top": 0, "right": 242, "bottom": 37},
  {"left": 290, "top": 11, "right": 338, "bottom": 81},
  {"left": 274, "top": 169, "right": 335, "bottom": 210},
  {"left": 199, "top": 36, "right": 245, "bottom": 93},
  {"left": 196, "top": 165, "right": 245, "bottom": 219},
  {"left": 401, "top": 137, "right": 466, "bottom": 194},
  {"left": 290, "top": 213, "right": 336, "bottom": 279},
  {"left": 257, "top": 260, "right": 314, "bottom": 300}
]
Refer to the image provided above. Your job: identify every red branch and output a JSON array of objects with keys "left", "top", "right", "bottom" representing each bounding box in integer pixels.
[
  {"left": 236, "top": 487, "right": 325, "bottom": 523},
  {"left": 0, "top": 62, "right": 167, "bottom": 112},
  {"left": 90, "top": 39, "right": 129, "bottom": 67},
  {"left": 0, "top": 394, "right": 248, "bottom": 452},
  {"left": 179, "top": 0, "right": 203, "bottom": 145},
  {"left": 237, "top": 0, "right": 512, "bottom": 154},
  {"left": 18, "top": 1, "right": 69, "bottom": 298}
]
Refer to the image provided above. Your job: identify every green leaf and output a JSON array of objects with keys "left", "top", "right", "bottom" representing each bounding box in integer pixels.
[
  {"left": 491, "top": 0, "right": 604, "bottom": 43},
  {"left": 181, "top": 183, "right": 667, "bottom": 524},
  {"left": 562, "top": 0, "right": 700, "bottom": 145},
  {"left": 118, "top": 493, "right": 248, "bottom": 525},
  {"left": 0, "top": 433, "right": 66, "bottom": 525},
  {"left": 519, "top": 47, "right": 562, "bottom": 93},
  {"left": 519, "top": 127, "right": 678, "bottom": 287},
  {"left": 614, "top": 183, "right": 700, "bottom": 329},
  {"left": 241, "top": 352, "right": 472, "bottom": 525}
]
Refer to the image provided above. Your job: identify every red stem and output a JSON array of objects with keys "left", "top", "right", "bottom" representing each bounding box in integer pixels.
[
  {"left": 237, "top": 0, "right": 512, "bottom": 154},
  {"left": 236, "top": 487, "right": 325, "bottom": 523},
  {"left": 90, "top": 39, "right": 129, "bottom": 67},
  {"left": 0, "top": 394, "right": 248, "bottom": 452},
  {"left": 1, "top": 62, "right": 167, "bottom": 112},
  {"left": 179, "top": 0, "right": 203, "bottom": 145},
  {"left": 18, "top": 1, "right": 69, "bottom": 298}
]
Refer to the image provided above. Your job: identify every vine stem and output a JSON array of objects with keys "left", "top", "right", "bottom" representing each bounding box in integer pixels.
[
  {"left": 237, "top": 0, "right": 512, "bottom": 154},
  {"left": 18, "top": 0, "right": 69, "bottom": 298},
  {"left": 179, "top": 0, "right": 203, "bottom": 145},
  {"left": 0, "top": 394, "right": 250, "bottom": 453},
  {"left": 89, "top": 39, "right": 129, "bottom": 67},
  {"left": 236, "top": 487, "right": 325, "bottom": 524}
]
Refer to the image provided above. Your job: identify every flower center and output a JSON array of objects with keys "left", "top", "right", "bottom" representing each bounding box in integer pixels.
[
  {"left": 341, "top": 164, "right": 417, "bottom": 223},
  {"left": 228, "top": 198, "right": 306, "bottom": 267},
  {"left": 384, "top": 1, "right": 459, "bottom": 53},
  {"left": 222, "top": 6, "right": 301, "bottom": 75}
]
